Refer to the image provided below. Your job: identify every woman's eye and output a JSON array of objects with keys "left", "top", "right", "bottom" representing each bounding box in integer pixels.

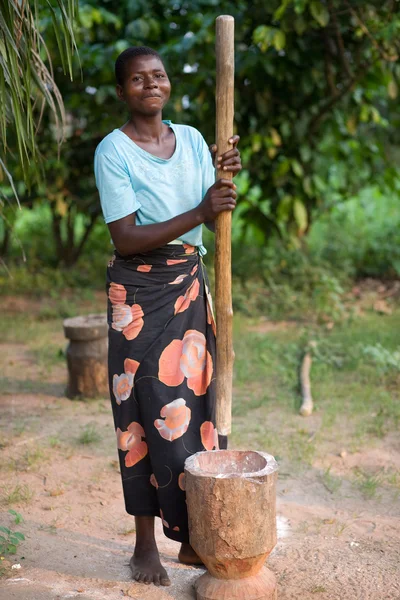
[
  {"left": 132, "top": 76, "right": 141, "bottom": 82},
  {"left": 155, "top": 74, "right": 165, "bottom": 78}
]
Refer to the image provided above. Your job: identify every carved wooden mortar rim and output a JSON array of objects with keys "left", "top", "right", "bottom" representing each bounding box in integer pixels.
[{"left": 185, "top": 449, "right": 278, "bottom": 480}]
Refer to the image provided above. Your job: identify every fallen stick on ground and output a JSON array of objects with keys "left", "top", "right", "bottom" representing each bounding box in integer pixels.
[{"left": 299, "top": 341, "right": 316, "bottom": 416}]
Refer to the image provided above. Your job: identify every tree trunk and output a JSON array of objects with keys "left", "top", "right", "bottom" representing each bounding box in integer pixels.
[
  {"left": 50, "top": 201, "right": 100, "bottom": 267},
  {"left": 0, "top": 226, "right": 10, "bottom": 257}
]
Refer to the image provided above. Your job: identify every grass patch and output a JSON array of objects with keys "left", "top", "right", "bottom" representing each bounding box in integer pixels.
[
  {"left": 310, "top": 585, "right": 327, "bottom": 594},
  {"left": 230, "top": 310, "right": 400, "bottom": 467},
  {"left": 10, "top": 446, "right": 46, "bottom": 472},
  {"left": 0, "top": 484, "right": 34, "bottom": 506},
  {"left": 353, "top": 468, "right": 382, "bottom": 499},
  {"left": 1, "top": 290, "right": 399, "bottom": 478},
  {"left": 47, "top": 436, "right": 62, "bottom": 448},
  {"left": 118, "top": 526, "right": 136, "bottom": 536},
  {"left": 77, "top": 424, "right": 102, "bottom": 445},
  {"left": 320, "top": 466, "right": 342, "bottom": 494}
]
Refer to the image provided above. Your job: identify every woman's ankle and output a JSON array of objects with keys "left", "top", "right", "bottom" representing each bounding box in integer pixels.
[{"left": 134, "top": 515, "right": 157, "bottom": 550}]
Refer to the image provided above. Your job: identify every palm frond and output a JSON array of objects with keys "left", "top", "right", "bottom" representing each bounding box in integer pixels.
[{"left": 0, "top": 0, "right": 79, "bottom": 189}]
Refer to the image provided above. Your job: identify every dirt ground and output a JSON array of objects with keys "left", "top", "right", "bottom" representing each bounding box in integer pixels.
[{"left": 0, "top": 299, "right": 399, "bottom": 600}]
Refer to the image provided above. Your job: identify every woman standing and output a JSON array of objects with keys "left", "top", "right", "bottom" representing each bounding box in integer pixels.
[{"left": 94, "top": 46, "right": 241, "bottom": 587}]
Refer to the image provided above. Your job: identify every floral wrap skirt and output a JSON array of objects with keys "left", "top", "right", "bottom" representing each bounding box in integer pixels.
[{"left": 106, "top": 243, "right": 225, "bottom": 543}]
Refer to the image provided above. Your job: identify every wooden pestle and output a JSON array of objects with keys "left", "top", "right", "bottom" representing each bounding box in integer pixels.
[{"left": 214, "top": 15, "right": 235, "bottom": 436}]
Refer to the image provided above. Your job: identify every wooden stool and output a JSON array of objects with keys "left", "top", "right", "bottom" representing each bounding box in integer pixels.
[{"left": 63, "top": 314, "right": 108, "bottom": 399}]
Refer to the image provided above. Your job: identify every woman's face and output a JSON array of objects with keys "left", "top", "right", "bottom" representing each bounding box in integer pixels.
[{"left": 116, "top": 55, "right": 171, "bottom": 117}]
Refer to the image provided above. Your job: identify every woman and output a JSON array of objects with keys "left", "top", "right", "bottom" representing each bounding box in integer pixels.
[{"left": 94, "top": 46, "right": 241, "bottom": 588}]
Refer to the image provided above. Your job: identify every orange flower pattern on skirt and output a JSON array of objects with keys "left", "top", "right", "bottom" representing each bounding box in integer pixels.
[
  {"left": 113, "top": 359, "right": 140, "bottom": 405},
  {"left": 174, "top": 278, "right": 200, "bottom": 315},
  {"left": 137, "top": 264, "right": 152, "bottom": 272},
  {"left": 113, "top": 372, "right": 134, "bottom": 405},
  {"left": 169, "top": 273, "right": 188, "bottom": 285},
  {"left": 158, "top": 330, "right": 213, "bottom": 396},
  {"left": 109, "top": 282, "right": 127, "bottom": 305},
  {"left": 124, "top": 358, "right": 140, "bottom": 376},
  {"left": 167, "top": 259, "right": 188, "bottom": 266},
  {"left": 112, "top": 304, "right": 144, "bottom": 340},
  {"left": 200, "top": 421, "right": 219, "bottom": 451},
  {"left": 183, "top": 244, "right": 195, "bottom": 254},
  {"left": 154, "top": 398, "right": 191, "bottom": 442},
  {"left": 160, "top": 509, "right": 169, "bottom": 528},
  {"left": 116, "top": 422, "right": 148, "bottom": 468},
  {"left": 205, "top": 282, "right": 216, "bottom": 336}
]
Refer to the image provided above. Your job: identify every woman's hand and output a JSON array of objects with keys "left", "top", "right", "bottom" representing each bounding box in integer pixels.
[
  {"left": 209, "top": 135, "right": 241, "bottom": 176},
  {"left": 198, "top": 178, "right": 237, "bottom": 223}
]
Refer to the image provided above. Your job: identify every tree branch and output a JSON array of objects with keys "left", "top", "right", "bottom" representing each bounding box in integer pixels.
[
  {"left": 344, "top": 0, "right": 398, "bottom": 62},
  {"left": 323, "top": 30, "right": 339, "bottom": 98},
  {"left": 308, "top": 59, "right": 372, "bottom": 137},
  {"left": 328, "top": 0, "right": 353, "bottom": 79},
  {"left": 72, "top": 210, "right": 100, "bottom": 265}
]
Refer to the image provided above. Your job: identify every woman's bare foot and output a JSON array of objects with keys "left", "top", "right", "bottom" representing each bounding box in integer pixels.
[
  {"left": 178, "top": 542, "right": 204, "bottom": 565},
  {"left": 130, "top": 516, "right": 171, "bottom": 586},
  {"left": 130, "top": 543, "right": 171, "bottom": 586}
]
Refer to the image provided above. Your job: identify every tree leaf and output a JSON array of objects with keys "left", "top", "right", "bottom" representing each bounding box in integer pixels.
[
  {"left": 292, "top": 159, "right": 304, "bottom": 177},
  {"left": 273, "top": 30, "right": 286, "bottom": 51},
  {"left": 388, "top": 80, "right": 398, "bottom": 99},
  {"left": 310, "top": 1, "right": 330, "bottom": 27},
  {"left": 293, "top": 198, "right": 308, "bottom": 234}
]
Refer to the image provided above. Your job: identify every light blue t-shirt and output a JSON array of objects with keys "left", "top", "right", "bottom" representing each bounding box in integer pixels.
[{"left": 94, "top": 120, "right": 215, "bottom": 255}]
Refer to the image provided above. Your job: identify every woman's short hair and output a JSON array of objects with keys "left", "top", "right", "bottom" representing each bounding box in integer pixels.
[{"left": 115, "top": 46, "right": 164, "bottom": 86}]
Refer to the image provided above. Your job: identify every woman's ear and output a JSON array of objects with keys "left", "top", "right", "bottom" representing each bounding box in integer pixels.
[{"left": 116, "top": 84, "right": 124, "bottom": 101}]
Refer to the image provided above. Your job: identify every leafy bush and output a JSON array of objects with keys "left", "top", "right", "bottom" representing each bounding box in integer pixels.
[
  {"left": 361, "top": 344, "right": 400, "bottom": 374},
  {"left": 308, "top": 185, "right": 400, "bottom": 279}
]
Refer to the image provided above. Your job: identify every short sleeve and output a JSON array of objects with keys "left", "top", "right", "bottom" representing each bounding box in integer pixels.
[
  {"left": 94, "top": 150, "right": 141, "bottom": 224},
  {"left": 197, "top": 134, "right": 215, "bottom": 198}
]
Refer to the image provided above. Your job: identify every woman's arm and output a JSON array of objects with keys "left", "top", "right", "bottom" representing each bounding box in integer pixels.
[{"left": 108, "top": 178, "right": 237, "bottom": 256}]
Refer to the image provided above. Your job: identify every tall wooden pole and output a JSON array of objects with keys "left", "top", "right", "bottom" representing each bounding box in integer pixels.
[{"left": 215, "top": 15, "right": 235, "bottom": 436}]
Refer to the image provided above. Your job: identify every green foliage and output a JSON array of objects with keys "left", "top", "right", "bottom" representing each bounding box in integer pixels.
[
  {"left": 0, "top": 526, "right": 25, "bottom": 556},
  {"left": 8, "top": 510, "right": 23, "bottom": 526},
  {"left": 361, "top": 344, "right": 400, "bottom": 374},
  {"left": 308, "top": 186, "right": 400, "bottom": 279},
  {"left": 0, "top": 510, "right": 25, "bottom": 556},
  {"left": 2, "top": 0, "right": 400, "bottom": 264},
  {"left": 225, "top": 240, "right": 347, "bottom": 321}
]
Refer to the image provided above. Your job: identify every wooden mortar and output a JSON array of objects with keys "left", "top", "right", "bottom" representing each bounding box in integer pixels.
[{"left": 185, "top": 450, "right": 278, "bottom": 599}]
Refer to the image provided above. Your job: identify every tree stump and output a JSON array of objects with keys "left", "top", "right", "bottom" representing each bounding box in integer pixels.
[
  {"left": 63, "top": 314, "right": 108, "bottom": 399},
  {"left": 185, "top": 449, "right": 278, "bottom": 600}
]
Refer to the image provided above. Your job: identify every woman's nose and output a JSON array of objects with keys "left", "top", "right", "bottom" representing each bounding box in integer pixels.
[{"left": 144, "top": 78, "right": 158, "bottom": 88}]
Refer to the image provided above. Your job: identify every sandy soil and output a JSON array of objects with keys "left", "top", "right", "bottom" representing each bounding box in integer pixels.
[{"left": 0, "top": 319, "right": 399, "bottom": 599}]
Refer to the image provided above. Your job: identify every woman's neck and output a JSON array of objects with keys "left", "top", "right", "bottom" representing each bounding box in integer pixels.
[{"left": 124, "top": 114, "right": 165, "bottom": 143}]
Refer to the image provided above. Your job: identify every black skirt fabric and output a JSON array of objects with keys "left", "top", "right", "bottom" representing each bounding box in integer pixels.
[{"left": 106, "top": 243, "right": 224, "bottom": 543}]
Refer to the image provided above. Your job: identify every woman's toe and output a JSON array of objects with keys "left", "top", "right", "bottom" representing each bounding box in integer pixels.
[{"left": 160, "top": 574, "right": 171, "bottom": 586}]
